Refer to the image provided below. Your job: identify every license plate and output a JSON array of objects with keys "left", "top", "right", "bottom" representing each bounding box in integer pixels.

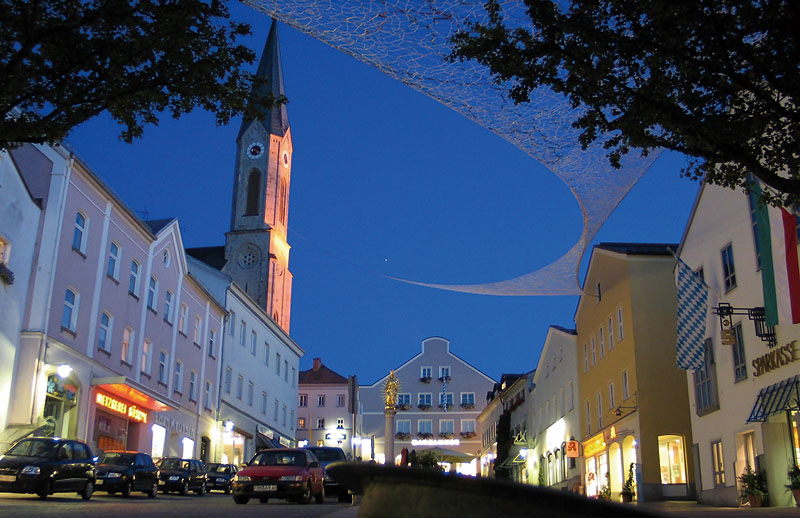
[
  {"left": 0, "top": 475, "right": 15, "bottom": 482},
  {"left": 169, "top": 476, "right": 179, "bottom": 481},
  {"left": 96, "top": 479, "right": 103, "bottom": 486},
  {"left": 254, "top": 484, "right": 277, "bottom": 492}
]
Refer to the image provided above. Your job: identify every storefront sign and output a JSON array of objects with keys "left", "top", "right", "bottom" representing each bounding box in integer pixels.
[
  {"left": 95, "top": 392, "right": 148, "bottom": 423},
  {"left": 257, "top": 425, "right": 273, "bottom": 438},
  {"left": 279, "top": 436, "right": 291, "bottom": 447},
  {"left": 326, "top": 430, "right": 347, "bottom": 441},
  {"left": 154, "top": 412, "right": 195, "bottom": 437},
  {"left": 753, "top": 340, "right": 799, "bottom": 377},
  {"left": 566, "top": 440, "right": 580, "bottom": 458},
  {"left": 583, "top": 433, "right": 606, "bottom": 458}
]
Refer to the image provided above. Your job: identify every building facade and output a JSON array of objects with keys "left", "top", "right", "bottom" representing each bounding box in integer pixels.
[
  {"left": 678, "top": 181, "right": 800, "bottom": 507},
  {"left": 527, "top": 325, "right": 581, "bottom": 491},
  {"left": 360, "top": 337, "right": 495, "bottom": 474},
  {"left": 576, "top": 243, "right": 695, "bottom": 502},
  {"left": 296, "top": 358, "right": 360, "bottom": 459}
]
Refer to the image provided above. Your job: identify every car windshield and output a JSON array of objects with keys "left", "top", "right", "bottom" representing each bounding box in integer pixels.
[
  {"left": 309, "top": 449, "right": 345, "bottom": 462},
  {"left": 159, "top": 459, "right": 188, "bottom": 470},
  {"left": 252, "top": 452, "right": 305, "bottom": 467},
  {"left": 99, "top": 452, "right": 136, "bottom": 465},
  {"left": 6, "top": 439, "right": 58, "bottom": 458},
  {"left": 206, "top": 463, "right": 230, "bottom": 473}
]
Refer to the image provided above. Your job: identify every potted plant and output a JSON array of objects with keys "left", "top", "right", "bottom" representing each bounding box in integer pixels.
[
  {"left": 738, "top": 466, "right": 767, "bottom": 507},
  {"left": 598, "top": 472, "right": 611, "bottom": 500},
  {"left": 418, "top": 403, "right": 431, "bottom": 410},
  {"left": 420, "top": 376, "right": 432, "bottom": 383},
  {"left": 460, "top": 403, "right": 475, "bottom": 410},
  {"left": 621, "top": 462, "right": 635, "bottom": 503},
  {"left": 786, "top": 466, "right": 800, "bottom": 506}
]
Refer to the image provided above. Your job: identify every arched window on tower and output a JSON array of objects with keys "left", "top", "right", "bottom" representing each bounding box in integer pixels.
[
  {"left": 245, "top": 169, "right": 260, "bottom": 216},
  {"left": 278, "top": 177, "right": 287, "bottom": 224}
]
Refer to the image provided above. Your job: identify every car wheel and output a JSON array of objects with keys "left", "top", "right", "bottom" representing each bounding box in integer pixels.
[
  {"left": 80, "top": 480, "right": 94, "bottom": 500},
  {"left": 298, "top": 482, "right": 312, "bottom": 504},
  {"left": 179, "top": 480, "right": 188, "bottom": 496},
  {"left": 196, "top": 480, "right": 207, "bottom": 495},
  {"left": 37, "top": 481, "right": 51, "bottom": 500},
  {"left": 224, "top": 483, "right": 231, "bottom": 495},
  {"left": 314, "top": 488, "right": 324, "bottom": 504},
  {"left": 121, "top": 480, "right": 132, "bottom": 498},
  {"left": 147, "top": 480, "right": 158, "bottom": 498},
  {"left": 233, "top": 494, "right": 249, "bottom": 505},
  {"left": 259, "top": 497, "right": 269, "bottom": 503}
]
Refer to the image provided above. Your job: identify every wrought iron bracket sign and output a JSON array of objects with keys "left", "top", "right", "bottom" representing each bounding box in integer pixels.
[{"left": 714, "top": 303, "right": 777, "bottom": 348}]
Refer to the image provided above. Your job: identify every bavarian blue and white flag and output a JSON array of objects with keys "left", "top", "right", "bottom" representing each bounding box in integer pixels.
[
  {"left": 675, "top": 256, "right": 709, "bottom": 370},
  {"left": 441, "top": 377, "right": 447, "bottom": 413}
]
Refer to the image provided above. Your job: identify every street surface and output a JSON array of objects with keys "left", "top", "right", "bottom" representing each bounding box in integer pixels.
[{"left": 0, "top": 490, "right": 359, "bottom": 518}]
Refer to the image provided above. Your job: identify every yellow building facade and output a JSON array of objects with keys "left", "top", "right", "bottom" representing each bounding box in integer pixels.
[{"left": 576, "top": 243, "right": 695, "bottom": 502}]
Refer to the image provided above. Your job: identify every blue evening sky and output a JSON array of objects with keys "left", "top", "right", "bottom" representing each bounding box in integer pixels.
[{"left": 67, "top": 4, "right": 699, "bottom": 385}]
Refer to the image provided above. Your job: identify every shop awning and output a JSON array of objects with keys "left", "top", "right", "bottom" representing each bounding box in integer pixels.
[
  {"left": 747, "top": 375, "right": 800, "bottom": 423},
  {"left": 91, "top": 376, "right": 173, "bottom": 412}
]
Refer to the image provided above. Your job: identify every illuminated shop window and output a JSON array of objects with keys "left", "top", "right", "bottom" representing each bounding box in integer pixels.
[{"left": 658, "top": 435, "right": 687, "bottom": 484}]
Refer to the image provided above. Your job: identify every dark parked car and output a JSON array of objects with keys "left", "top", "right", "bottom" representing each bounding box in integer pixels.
[
  {"left": 303, "top": 446, "right": 349, "bottom": 501},
  {"left": 96, "top": 451, "right": 158, "bottom": 497},
  {"left": 156, "top": 458, "right": 207, "bottom": 495},
  {"left": 205, "top": 463, "right": 237, "bottom": 493},
  {"left": 0, "top": 437, "right": 96, "bottom": 500},
  {"left": 232, "top": 448, "right": 324, "bottom": 505}
]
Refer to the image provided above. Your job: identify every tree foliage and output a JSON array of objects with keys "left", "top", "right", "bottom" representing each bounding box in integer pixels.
[
  {"left": 450, "top": 0, "right": 800, "bottom": 206},
  {"left": 0, "top": 0, "right": 282, "bottom": 149}
]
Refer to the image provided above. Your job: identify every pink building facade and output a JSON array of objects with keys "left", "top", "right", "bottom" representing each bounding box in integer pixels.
[{"left": 4, "top": 143, "right": 224, "bottom": 461}]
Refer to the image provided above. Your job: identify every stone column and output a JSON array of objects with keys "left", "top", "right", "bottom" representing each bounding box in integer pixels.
[{"left": 384, "top": 408, "right": 396, "bottom": 465}]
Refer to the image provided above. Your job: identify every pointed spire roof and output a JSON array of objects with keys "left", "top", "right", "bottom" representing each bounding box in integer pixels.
[{"left": 237, "top": 19, "right": 289, "bottom": 140}]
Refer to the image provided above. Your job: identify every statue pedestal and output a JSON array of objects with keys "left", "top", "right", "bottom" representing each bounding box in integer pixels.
[{"left": 384, "top": 408, "right": 397, "bottom": 465}]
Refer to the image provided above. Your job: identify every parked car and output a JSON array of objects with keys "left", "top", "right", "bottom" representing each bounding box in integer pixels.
[
  {"left": 232, "top": 448, "right": 324, "bottom": 505},
  {"left": 96, "top": 451, "right": 158, "bottom": 497},
  {"left": 205, "top": 463, "right": 237, "bottom": 493},
  {"left": 0, "top": 437, "right": 96, "bottom": 500},
  {"left": 156, "top": 457, "right": 207, "bottom": 495},
  {"left": 303, "top": 446, "right": 349, "bottom": 501}
]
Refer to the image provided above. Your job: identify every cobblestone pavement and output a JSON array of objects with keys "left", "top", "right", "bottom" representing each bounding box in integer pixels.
[{"left": 639, "top": 501, "right": 800, "bottom": 518}]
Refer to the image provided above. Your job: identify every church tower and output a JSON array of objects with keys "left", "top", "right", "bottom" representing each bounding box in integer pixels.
[{"left": 224, "top": 20, "right": 293, "bottom": 332}]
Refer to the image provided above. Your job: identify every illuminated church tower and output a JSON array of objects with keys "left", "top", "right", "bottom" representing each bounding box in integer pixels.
[{"left": 223, "top": 20, "right": 293, "bottom": 332}]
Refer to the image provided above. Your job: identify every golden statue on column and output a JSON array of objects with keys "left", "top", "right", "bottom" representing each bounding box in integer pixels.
[{"left": 384, "top": 370, "right": 400, "bottom": 410}]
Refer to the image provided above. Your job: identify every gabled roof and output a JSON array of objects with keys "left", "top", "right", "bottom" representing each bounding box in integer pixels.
[
  {"left": 299, "top": 362, "right": 348, "bottom": 385},
  {"left": 237, "top": 19, "right": 289, "bottom": 140},
  {"left": 186, "top": 246, "right": 227, "bottom": 270},
  {"left": 144, "top": 218, "right": 175, "bottom": 234},
  {"left": 594, "top": 242, "right": 678, "bottom": 256},
  {"left": 549, "top": 324, "right": 576, "bottom": 335}
]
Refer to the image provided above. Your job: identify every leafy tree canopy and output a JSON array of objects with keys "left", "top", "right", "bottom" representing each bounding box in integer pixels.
[
  {"left": 450, "top": 0, "right": 800, "bottom": 207},
  {"left": 0, "top": 0, "right": 282, "bottom": 149}
]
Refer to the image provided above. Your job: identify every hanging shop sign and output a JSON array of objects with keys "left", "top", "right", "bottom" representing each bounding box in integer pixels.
[
  {"left": 752, "top": 340, "right": 799, "bottom": 377},
  {"left": 566, "top": 440, "right": 580, "bottom": 458},
  {"left": 95, "top": 392, "right": 148, "bottom": 423},
  {"left": 583, "top": 433, "right": 606, "bottom": 458}
]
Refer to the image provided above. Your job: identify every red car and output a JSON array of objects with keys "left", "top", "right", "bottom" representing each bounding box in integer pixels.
[{"left": 232, "top": 448, "right": 324, "bottom": 505}]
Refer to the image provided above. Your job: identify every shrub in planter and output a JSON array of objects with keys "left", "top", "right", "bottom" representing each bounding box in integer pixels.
[
  {"left": 738, "top": 466, "right": 767, "bottom": 507},
  {"left": 621, "top": 463, "right": 635, "bottom": 503},
  {"left": 786, "top": 466, "right": 800, "bottom": 506}
]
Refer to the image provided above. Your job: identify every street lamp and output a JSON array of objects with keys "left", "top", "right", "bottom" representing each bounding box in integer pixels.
[{"left": 56, "top": 364, "right": 72, "bottom": 378}]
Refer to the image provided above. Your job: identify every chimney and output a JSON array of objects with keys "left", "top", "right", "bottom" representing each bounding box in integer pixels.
[{"left": 313, "top": 358, "right": 322, "bottom": 371}]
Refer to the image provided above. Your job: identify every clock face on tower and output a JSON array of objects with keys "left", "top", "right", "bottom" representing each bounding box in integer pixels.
[{"left": 247, "top": 142, "right": 265, "bottom": 159}]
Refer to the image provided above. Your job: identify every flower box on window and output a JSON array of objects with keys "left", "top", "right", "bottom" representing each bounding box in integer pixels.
[
  {"left": 460, "top": 432, "right": 476, "bottom": 439},
  {"left": 397, "top": 404, "right": 411, "bottom": 411},
  {"left": 395, "top": 432, "right": 411, "bottom": 440},
  {"left": 420, "top": 376, "right": 432, "bottom": 383},
  {"left": 416, "top": 432, "right": 434, "bottom": 439},
  {"left": 438, "top": 403, "right": 453, "bottom": 410},
  {"left": 418, "top": 404, "right": 431, "bottom": 410},
  {"left": 460, "top": 403, "right": 475, "bottom": 410},
  {"left": 438, "top": 432, "right": 454, "bottom": 439},
  {"left": 438, "top": 376, "right": 452, "bottom": 382}
]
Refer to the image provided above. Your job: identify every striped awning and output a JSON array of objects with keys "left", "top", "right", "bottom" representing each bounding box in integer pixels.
[{"left": 747, "top": 375, "right": 800, "bottom": 423}]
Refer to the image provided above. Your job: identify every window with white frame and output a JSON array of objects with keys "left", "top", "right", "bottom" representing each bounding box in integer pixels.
[
  {"left": 189, "top": 371, "right": 198, "bottom": 401},
  {"left": 179, "top": 304, "right": 187, "bottom": 334},
  {"left": 193, "top": 316, "right": 201, "bottom": 344},
  {"left": 732, "top": 322, "right": 748, "bottom": 382},
  {"left": 586, "top": 400, "right": 591, "bottom": 435},
  {"left": 282, "top": 405, "right": 287, "bottom": 426},
  {"left": 158, "top": 350, "right": 168, "bottom": 383},
  {"left": 236, "top": 375, "right": 243, "bottom": 399},
  {"left": 208, "top": 329, "right": 216, "bottom": 357},
  {"left": 262, "top": 392, "right": 268, "bottom": 414},
  {"left": 174, "top": 361, "right": 184, "bottom": 393},
  {"left": 107, "top": 242, "right": 120, "bottom": 279},
  {"left": 439, "top": 392, "right": 453, "bottom": 407},
  {"left": 229, "top": 311, "right": 235, "bottom": 336},
  {"left": 439, "top": 366, "right": 451, "bottom": 380},
  {"left": 140, "top": 339, "right": 150, "bottom": 373},
  {"left": 292, "top": 367, "right": 296, "bottom": 387},
  {"left": 61, "top": 288, "right": 78, "bottom": 331},
  {"left": 591, "top": 336, "right": 597, "bottom": 365},
  {"left": 248, "top": 381, "right": 254, "bottom": 406},
  {"left": 163, "top": 290, "right": 173, "bottom": 323},
  {"left": 276, "top": 353, "right": 281, "bottom": 375},
  {"left": 583, "top": 344, "right": 588, "bottom": 372},
  {"left": 250, "top": 330, "right": 257, "bottom": 355},
  {"left": 568, "top": 379, "right": 574, "bottom": 411},
  {"left": 274, "top": 400, "right": 279, "bottom": 422},
  {"left": 129, "top": 260, "right": 140, "bottom": 296},
  {"left": 147, "top": 276, "right": 158, "bottom": 311},
  {"left": 317, "top": 394, "right": 326, "bottom": 407},
  {"left": 204, "top": 381, "right": 212, "bottom": 409},
  {"left": 418, "top": 420, "right": 432, "bottom": 435},
  {"left": 418, "top": 393, "right": 432, "bottom": 407},
  {"left": 396, "top": 420, "right": 411, "bottom": 435},
  {"left": 239, "top": 321, "right": 246, "bottom": 346},
  {"left": 607, "top": 317, "right": 614, "bottom": 349},
  {"left": 397, "top": 393, "right": 411, "bottom": 406},
  {"left": 622, "top": 370, "right": 630, "bottom": 400},
  {"left": 461, "top": 392, "right": 475, "bottom": 407},
  {"left": 609, "top": 382, "right": 615, "bottom": 409},
  {"left": 72, "top": 211, "right": 88, "bottom": 253},
  {"left": 299, "top": 393, "right": 308, "bottom": 407},
  {"left": 284, "top": 360, "right": 288, "bottom": 382},
  {"left": 721, "top": 243, "right": 737, "bottom": 291},
  {"left": 439, "top": 419, "right": 454, "bottom": 435},
  {"left": 421, "top": 366, "right": 432, "bottom": 379},
  {"left": 599, "top": 327, "right": 605, "bottom": 358},
  {"left": 617, "top": 307, "right": 624, "bottom": 341},
  {"left": 336, "top": 394, "right": 345, "bottom": 407},
  {"left": 461, "top": 419, "right": 476, "bottom": 434},
  {"left": 264, "top": 342, "right": 270, "bottom": 365},
  {"left": 224, "top": 367, "right": 231, "bottom": 393},
  {"left": 98, "top": 312, "right": 112, "bottom": 352},
  {"left": 316, "top": 417, "right": 325, "bottom": 429},
  {"left": 560, "top": 387, "right": 565, "bottom": 417}
]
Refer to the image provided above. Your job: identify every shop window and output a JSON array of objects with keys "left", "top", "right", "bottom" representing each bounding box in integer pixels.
[
  {"left": 44, "top": 373, "right": 79, "bottom": 438},
  {"left": 711, "top": 440, "right": 725, "bottom": 486},
  {"left": 658, "top": 435, "right": 687, "bottom": 484},
  {"left": 181, "top": 437, "right": 194, "bottom": 459},
  {"left": 151, "top": 424, "right": 166, "bottom": 460}
]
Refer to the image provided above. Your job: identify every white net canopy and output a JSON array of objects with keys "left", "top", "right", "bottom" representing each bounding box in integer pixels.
[{"left": 243, "top": 0, "right": 661, "bottom": 296}]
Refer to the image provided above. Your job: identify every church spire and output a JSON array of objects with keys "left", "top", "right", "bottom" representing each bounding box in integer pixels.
[{"left": 237, "top": 19, "right": 289, "bottom": 141}]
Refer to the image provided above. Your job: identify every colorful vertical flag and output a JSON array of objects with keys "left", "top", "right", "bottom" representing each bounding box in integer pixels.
[
  {"left": 752, "top": 183, "right": 800, "bottom": 326},
  {"left": 675, "top": 255, "right": 709, "bottom": 370},
  {"left": 442, "top": 377, "right": 447, "bottom": 414}
]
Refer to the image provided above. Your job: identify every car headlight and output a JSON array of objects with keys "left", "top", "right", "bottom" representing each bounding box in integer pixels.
[
  {"left": 20, "top": 466, "right": 40, "bottom": 475},
  {"left": 279, "top": 475, "right": 304, "bottom": 481},
  {"left": 107, "top": 472, "right": 122, "bottom": 478},
  {"left": 235, "top": 475, "right": 251, "bottom": 482}
]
